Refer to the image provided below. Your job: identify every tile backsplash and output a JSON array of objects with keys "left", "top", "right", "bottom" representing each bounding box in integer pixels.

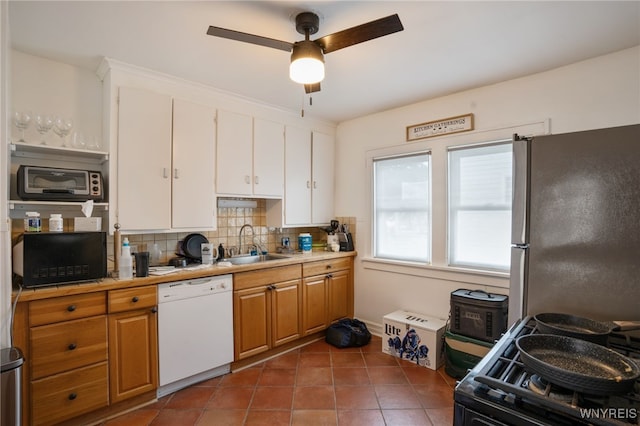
[{"left": 12, "top": 200, "right": 356, "bottom": 271}]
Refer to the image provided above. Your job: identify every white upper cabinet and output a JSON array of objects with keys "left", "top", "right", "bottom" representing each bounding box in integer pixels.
[
  {"left": 116, "top": 87, "right": 216, "bottom": 232},
  {"left": 283, "top": 125, "right": 312, "bottom": 226},
  {"left": 171, "top": 98, "right": 217, "bottom": 229},
  {"left": 267, "top": 126, "right": 334, "bottom": 227},
  {"left": 117, "top": 86, "right": 173, "bottom": 231},
  {"left": 311, "top": 131, "right": 335, "bottom": 225},
  {"left": 216, "top": 110, "right": 284, "bottom": 198},
  {"left": 253, "top": 118, "right": 284, "bottom": 197}
]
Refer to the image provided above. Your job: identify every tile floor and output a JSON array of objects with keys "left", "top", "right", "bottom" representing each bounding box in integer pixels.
[{"left": 103, "top": 335, "right": 456, "bottom": 426}]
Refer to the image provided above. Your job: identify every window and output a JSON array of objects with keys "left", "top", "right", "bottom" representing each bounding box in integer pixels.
[
  {"left": 373, "top": 152, "right": 431, "bottom": 262},
  {"left": 448, "top": 142, "right": 512, "bottom": 270}
]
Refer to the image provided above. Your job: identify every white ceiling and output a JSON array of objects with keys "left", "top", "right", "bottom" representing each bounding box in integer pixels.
[{"left": 8, "top": 1, "right": 640, "bottom": 123}]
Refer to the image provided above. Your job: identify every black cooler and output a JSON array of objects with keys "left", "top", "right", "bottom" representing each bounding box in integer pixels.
[{"left": 450, "top": 289, "right": 508, "bottom": 343}]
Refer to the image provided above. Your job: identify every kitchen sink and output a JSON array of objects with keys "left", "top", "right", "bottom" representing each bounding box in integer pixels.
[{"left": 223, "top": 254, "right": 290, "bottom": 265}]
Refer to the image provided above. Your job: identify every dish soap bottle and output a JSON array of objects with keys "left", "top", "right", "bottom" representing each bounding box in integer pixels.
[{"left": 120, "top": 237, "right": 133, "bottom": 279}]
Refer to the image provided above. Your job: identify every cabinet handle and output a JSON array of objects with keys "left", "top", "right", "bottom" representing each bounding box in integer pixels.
[
  {"left": 132, "top": 296, "right": 139, "bottom": 303},
  {"left": 68, "top": 343, "right": 77, "bottom": 351},
  {"left": 163, "top": 168, "right": 169, "bottom": 179},
  {"left": 267, "top": 285, "right": 276, "bottom": 290},
  {"left": 326, "top": 264, "right": 332, "bottom": 269},
  {"left": 306, "top": 180, "right": 311, "bottom": 188},
  {"left": 174, "top": 168, "right": 179, "bottom": 179},
  {"left": 151, "top": 307, "right": 158, "bottom": 314},
  {"left": 245, "top": 175, "right": 251, "bottom": 184},
  {"left": 68, "top": 393, "right": 77, "bottom": 401},
  {"left": 254, "top": 175, "right": 259, "bottom": 185},
  {"left": 67, "top": 305, "right": 76, "bottom": 312},
  {"left": 326, "top": 274, "right": 333, "bottom": 279},
  {"left": 313, "top": 181, "right": 317, "bottom": 189}
]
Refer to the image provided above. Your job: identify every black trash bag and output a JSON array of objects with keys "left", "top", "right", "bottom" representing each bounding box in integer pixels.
[{"left": 325, "top": 318, "right": 372, "bottom": 348}]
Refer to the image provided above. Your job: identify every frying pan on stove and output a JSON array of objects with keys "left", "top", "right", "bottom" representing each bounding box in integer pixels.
[
  {"left": 516, "top": 334, "right": 640, "bottom": 395},
  {"left": 534, "top": 313, "right": 640, "bottom": 346}
]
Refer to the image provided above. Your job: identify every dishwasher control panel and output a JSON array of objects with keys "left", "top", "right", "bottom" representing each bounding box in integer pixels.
[{"left": 158, "top": 274, "right": 233, "bottom": 302}]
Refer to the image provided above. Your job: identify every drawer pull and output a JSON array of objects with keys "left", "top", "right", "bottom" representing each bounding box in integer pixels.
[
  {"left": 67, "top": 305, "right": 76, "bottom": 312},
  {"left": 68, "top": 343, "right": 77, "bottom": 351},
  {"left": 326, "top": 265, "right": 332, "bottom": 269},
  {"left": 326, "top": 274, "right": 333, "bottom": 279},
  {"left": 68, "top": 393, "right": 77, "bottom": 401},
  {"left": 132, "top": 296, "right": 139, "bottom": 303}
]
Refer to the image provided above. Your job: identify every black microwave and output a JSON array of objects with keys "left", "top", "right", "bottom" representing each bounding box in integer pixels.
[
  {"left": 17, "top": 165, "right": 104, "bottom": 201},
  {"left": 13, "top": 232, "right": 107, "bottom": 288}
]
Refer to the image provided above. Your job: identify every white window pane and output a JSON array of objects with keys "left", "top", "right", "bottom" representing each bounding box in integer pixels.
[
  {"left": 374, "top": 153, "right": 430, "bottom": 263},
  {"left": 449, "top": 143, "right": 512, "bottom": 270}
]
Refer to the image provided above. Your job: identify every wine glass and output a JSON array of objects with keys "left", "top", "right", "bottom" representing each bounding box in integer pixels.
[
  {"left": 13, "top": 111, "right": 32, "bottom": 143},
  {"left": 71, "top": 131, "right": 86, "bottom": 149},
  {"left": 34, "top": 114, "right": 54, "bottom": 145},
  {"left": 53, "top": 117, "right": 73, "bottom": 147},
  {"left": 87, "top": 135, "right": 102, "bottom": 151}
]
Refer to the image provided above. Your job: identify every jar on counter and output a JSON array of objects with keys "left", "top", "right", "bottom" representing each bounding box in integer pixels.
[
  {"left": 24, "top": 212, "right": 41, "bottom": 232},
  {"left": 298, "top": 233, "right": 312, "bottom": 254},
  {"left": 49, "top": 214, "right": 63, "bottom": 232}
]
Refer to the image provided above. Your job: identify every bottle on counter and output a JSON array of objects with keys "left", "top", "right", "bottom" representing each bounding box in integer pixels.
[
  {"left": 120, "top": 237, "right": 133, "bottom": 279},
  {"left": 49, "top": 214, "right": 63, "bottom": 232},
  {"left": 24, "top": 212, "right": 41, "bottom": 232},
  {"left": 217, "top": 243, "right": 225, "bottom": 261}
]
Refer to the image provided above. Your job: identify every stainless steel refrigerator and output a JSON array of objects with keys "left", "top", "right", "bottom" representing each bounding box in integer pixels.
[{"left": 509, "top": 124, "right": 640, "bottom": 325}]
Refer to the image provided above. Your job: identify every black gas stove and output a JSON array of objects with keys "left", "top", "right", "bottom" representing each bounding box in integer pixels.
[{"left": 454, "top": 317, "right": 640, "bottom": 425}]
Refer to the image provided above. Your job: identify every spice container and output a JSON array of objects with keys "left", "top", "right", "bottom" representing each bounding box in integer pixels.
[
  {"left": 49, "top": 214, "right": 63, "bottom": 232},
  {"left": 24, "top": 212, "right": 41, "bottom": 232}
]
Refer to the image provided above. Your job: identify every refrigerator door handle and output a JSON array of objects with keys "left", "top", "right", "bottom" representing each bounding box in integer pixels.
[
  {"left": 511, "top": 137, "right": 530, "bottom": 245},
  {"left": 508, "top": 246, "right": 528, "bottom": 326}
]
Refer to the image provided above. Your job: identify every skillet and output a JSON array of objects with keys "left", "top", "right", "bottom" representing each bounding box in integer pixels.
[
  {"left": 534, "top": 313, "right": 640, "bottom": 346},
  {"left": 516, "top": 334, "right": 640, "bottom": 395},
  {"left": 181, "top": 233, "right": 209, "bottom": 260}
]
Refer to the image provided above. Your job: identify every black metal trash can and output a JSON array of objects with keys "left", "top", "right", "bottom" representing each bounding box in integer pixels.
[{"left": 1, "top": 347, "right": 24, "bottom": 426}]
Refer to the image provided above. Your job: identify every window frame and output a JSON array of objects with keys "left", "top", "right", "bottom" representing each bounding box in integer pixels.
[{"left": 372, "top": 151, "right": 432, "bottom": 263}]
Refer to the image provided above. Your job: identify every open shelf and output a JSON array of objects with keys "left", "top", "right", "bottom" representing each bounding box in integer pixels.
[{"left": 10, "top": 142, "right": 109, "bottom": 163}]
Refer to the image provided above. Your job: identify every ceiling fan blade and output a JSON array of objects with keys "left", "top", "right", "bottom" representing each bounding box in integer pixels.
[
  {"left": 304, "top": 82, "right": 321, "bottom": 94},
  {"left": 316, "top": 14, "right": 403, "bottom": 54},
  {"left": 207, "top": 26, "right": 293, "bottom": 52}
]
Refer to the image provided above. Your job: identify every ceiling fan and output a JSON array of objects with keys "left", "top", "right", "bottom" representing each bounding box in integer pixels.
[{"left": 206, "top": 12, "right": 403, "bottom": 94}]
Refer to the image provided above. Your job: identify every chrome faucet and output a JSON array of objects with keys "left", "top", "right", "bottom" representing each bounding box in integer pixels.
[{"left": 238, "top": 224, "right": 254, "bottom": 255}]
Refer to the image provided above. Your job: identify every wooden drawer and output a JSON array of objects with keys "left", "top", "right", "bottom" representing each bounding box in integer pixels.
[
  {"left": 29, "top": 292, "right": 106, "bottom": 326},
  {"left": 31, "top": 362, "right": 109, "bottom": 426},
  {"left": 30, "top": 315, "right": 107, "bottom": 379},
  {"left": 108, "top": 285, "right": 157, "bottom": 313},
  {"left": 234, "top": 264, "right": 301, "bottom": 291},
  {"left": 303, "top": 257, "right": 351, "bottom": 277}
]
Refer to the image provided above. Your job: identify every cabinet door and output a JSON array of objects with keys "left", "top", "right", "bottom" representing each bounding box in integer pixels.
[
  {"left": 327, "top": 269, "right": 350, "bottom": 323},
  {"left": 108, "top": 308, "right": 158, "bottom": 403},
  {"left": 284, "top": 125, "right": 312, "bottom": 225},
  {"left": 234, "top": 286, "right": 270, "bottom": 360},
  {"left": 117, "top": 86, "right": 173, "bottom": 230},
  {"left": 217, "top": 110, "right": 253, "bottom": 195},
  {"left": 172, "top": 99, "right": 217, "bottom": 229},
  {"left": 311, "top": 131, "right": 335, "bottom": 225},
  {"left": 253, "top": 118, "right": 284, "bottom": 197},
  {"left": 302, "top": 276, "right": 328, "bottom": 335},
  {"left": 271, "top": 279, "right": 301, "bottom": 346}
]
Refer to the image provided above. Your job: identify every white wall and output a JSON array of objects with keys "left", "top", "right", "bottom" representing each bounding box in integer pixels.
[
  {"left": 1, "top": 1, "right": 11, "bottom": 348},
  {"left": 336, "top": 46, "right": 640, "bottom": 332},
  {"left": 10, "top": 50, "right": 103, "bottom": 143}
]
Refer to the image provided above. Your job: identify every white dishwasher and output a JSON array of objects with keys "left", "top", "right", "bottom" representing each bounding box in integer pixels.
[{"left": 157, "top": 274, "right": 233, "bottom": 397}]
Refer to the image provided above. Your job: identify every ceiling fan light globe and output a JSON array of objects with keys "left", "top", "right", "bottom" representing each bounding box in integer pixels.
[{"left": 290, "top": 58, "right": 325, "bottom": 84}]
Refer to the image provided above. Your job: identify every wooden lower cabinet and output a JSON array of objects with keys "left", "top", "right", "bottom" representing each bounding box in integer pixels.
[
  {"left": 31, "top": 362, "right": 109, "bottom": 426},
  {"left": 302, "top": 257, "right": 354, "bottom": 335},
  {"left": 233, "top": 265, "right": 302, "bottom": 360},
  {"left": 23, "top": 293, "right": 109, "bottom": 426},
  {"left": 108, "top": 286, "right": 158, "bottom": 404}
]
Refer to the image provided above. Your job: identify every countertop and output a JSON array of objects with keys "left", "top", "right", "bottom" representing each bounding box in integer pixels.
[{"left": 13, "top": 250, "right": 357, "bottom": 302}]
